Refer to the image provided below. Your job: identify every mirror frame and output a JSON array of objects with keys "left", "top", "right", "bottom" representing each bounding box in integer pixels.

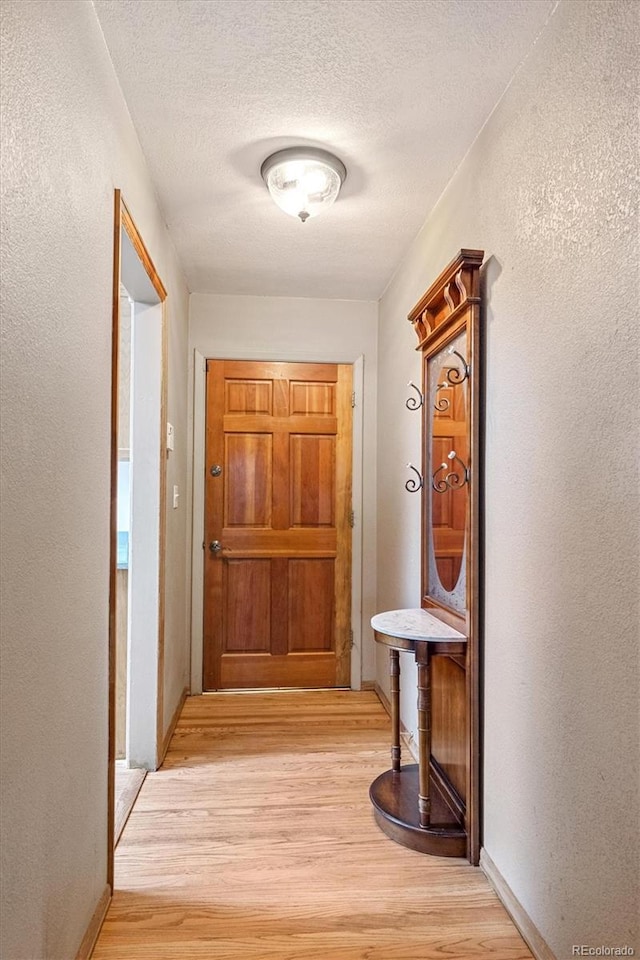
[{"left": 408, "top": 248, "right": 484, "bottom": 864}]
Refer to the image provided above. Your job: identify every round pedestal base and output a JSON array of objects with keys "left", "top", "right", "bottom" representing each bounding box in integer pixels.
[{"left": 369, "top": 764, "right": 466, "bottom": 858}]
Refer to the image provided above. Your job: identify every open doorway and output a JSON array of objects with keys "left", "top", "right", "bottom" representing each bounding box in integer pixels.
[
  {"left": 113, "top": 288, "right": 145, "bottom": 843},
  {"left": 108, "top": 192, "right": 167, "bottom": 882}
]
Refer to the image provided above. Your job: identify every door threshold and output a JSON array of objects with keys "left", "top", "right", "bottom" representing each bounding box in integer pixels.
[{"left": 202, "top": 687, "right": 352, "bottom": 695}]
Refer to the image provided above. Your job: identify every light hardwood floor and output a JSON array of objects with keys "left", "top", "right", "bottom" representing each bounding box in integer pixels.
[{"left": 93, "top": 691, "right": 532, "bottom": 959}]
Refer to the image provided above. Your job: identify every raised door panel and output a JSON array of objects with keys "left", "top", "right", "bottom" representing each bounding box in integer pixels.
[
  {"left": 290, "top": 435, "right": 336, "bottom": 527},
  {"left": 223, "top": 560, "right": 271, "bottom": 653},
  {"left": 225, "top": 379, "right": 273, "bottom": 416},
  {"left": 224, "top": 434, "right": 272, "bottom": 527},
  {"left": 290, "top": 381, "right": 336, "bottom": 416},
  {"left": 288, "top": 559, "right": 335, "bottom": 652}
]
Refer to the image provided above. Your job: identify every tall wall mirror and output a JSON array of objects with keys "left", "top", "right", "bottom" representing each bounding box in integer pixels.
[{"left": 411, "top": 248, "right": 484, "bottom": 863}]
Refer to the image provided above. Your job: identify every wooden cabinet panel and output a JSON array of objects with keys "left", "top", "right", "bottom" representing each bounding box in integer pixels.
[
  {"left": 224, "top": 434, "right": 272, "bottom": 527},
  {"left": 288, "top": 559, "right": 335, "bottom": 652},
  {"left": 290, "top": 435, "right": 336, "bottom": 527},
  {"left": 431, "top": 655, "right": 467, "bottom": 801},
  {"left": 224, "top": 560, "right": 271, "bottom": 652}
]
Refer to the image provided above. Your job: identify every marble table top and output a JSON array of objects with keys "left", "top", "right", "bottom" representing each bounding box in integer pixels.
[{"left": 371, "top": 608, "right": 466, "bottom": 643}]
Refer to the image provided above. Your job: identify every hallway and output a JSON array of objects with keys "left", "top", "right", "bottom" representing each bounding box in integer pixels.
[{"left": 93, "top": 691, "right": 531, "bottom": 959}]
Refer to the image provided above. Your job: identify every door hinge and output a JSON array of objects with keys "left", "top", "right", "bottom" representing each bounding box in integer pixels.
[
  {"left": 351, "top": 391, "right": 356, "bottom": 408},
  {"left": 350, "top": 629, "right": 355, "bottom": 649},
  {"left": 202, "top": 541, "right": 205, "bottom": 550},
  {"left": 348, "top": 509, "right": 355, "bottom": 528}
]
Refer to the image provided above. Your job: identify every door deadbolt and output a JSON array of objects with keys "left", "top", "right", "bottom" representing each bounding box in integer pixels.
[
  {"left": 209, "top": 540, "right": 222, "bottom": 554},
  {"left": 210, "top": 464, "right": 222, "bottom": 477}
]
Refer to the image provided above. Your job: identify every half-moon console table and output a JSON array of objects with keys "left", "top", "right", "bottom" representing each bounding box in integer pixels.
[{"left": 370, "top": 608, "right": 468, "bottom": 857}]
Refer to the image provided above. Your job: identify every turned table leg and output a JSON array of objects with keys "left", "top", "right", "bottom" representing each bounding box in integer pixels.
[
  {"left": 390, "top": 649, "right": 401, "bottom": 772},
  {"left": 417, "top": 656, "right": 431, "bottom": 828}
]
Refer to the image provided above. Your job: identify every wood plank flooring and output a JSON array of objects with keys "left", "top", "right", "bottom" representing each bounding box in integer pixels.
[{"left": 93, "top": 691, "right": 532, "bottom": 959}]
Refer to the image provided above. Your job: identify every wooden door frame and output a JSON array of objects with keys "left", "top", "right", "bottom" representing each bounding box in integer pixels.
[
  {"left": 108, "top": 190, "right": 168, "bottom": 888},
  {"left": 190, "top": 352, "right": 365, "bottom": 694}
]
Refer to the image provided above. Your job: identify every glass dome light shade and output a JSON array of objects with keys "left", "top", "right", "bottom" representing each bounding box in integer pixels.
[{"left": 261, "top": 147, "right": 347, "bottom": 222}]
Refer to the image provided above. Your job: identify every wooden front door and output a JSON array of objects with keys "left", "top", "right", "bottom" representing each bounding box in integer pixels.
[{"left": 203, "top": 360, "right": 353, "bottom": 690}]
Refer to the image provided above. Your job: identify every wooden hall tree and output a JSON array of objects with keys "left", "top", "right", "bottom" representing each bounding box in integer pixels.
[
  {"left": 370, "top": 249, "right": 484, "bottom": 865},
  {"left": 412, "top": 248, "right": 484, "bottom": 864}
]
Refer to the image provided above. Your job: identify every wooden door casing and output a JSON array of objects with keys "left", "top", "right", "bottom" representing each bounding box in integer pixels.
[{"left": 204, "top": 360, "right": 352, "bottom": 690}]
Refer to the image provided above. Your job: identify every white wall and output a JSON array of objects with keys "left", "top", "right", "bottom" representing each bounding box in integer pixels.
[
  {"left": 0, "top": 2, "right": 190, "bottom": 958},
  {"left": 128, "top": 302, "right": 163, "bottom": 768},
  {"left": 376, "top": 2, "right": 639, "bottom": 957},
  {"left": 189, "top": 293, "right": 378, "bottom": 684},
  {"left": 163, "top": 268, "right": 191, "bottom": 735}
]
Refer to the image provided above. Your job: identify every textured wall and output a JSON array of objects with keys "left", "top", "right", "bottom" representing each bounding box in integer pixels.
[
  {"left": 376, "top": 1, "right": 639, "bottom": 956},
  {"left": 0, "top": 2, "right": 190, "bottom": 958},
  {"left": 189, "top": 293, "right": 378, "bottom": 682}
]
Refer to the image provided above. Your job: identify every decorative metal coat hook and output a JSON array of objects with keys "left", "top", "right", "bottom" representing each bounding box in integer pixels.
[
  {"left": 432, "top": 450, "right": 470, "bottom": 493},
  {"left": 445, "top": 350, "right": 471, "bottom": 384},
  {"left": 406, "top": 381, "right": 424, "bottom": 410},
  {"left": 434, "top": 352, "right": 471, "bottom": 411},
  {"left": 405, "top": 462, "right": 424, "bottom": 493},
  {"left": 434, "top": 379, "right": 452, "bottom": 412}
]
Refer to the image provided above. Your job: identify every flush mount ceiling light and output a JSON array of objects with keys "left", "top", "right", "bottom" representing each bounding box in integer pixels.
[{"left": 260, "top": 147, "right": 347, "bottom": 223}]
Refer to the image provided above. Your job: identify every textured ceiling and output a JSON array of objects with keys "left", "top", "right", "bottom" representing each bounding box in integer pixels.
[{"left": 94, "top": 0, "right": 555, "bottom": 299}]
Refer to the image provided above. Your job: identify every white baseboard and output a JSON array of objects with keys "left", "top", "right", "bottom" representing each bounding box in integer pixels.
[{"left": 480, "top": 849, "right": 557, "bottom": 960}]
